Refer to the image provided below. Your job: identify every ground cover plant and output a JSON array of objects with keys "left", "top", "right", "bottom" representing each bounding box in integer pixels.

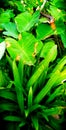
[{"left": 0, "top": 0, "right": 66, "bottom": 130}]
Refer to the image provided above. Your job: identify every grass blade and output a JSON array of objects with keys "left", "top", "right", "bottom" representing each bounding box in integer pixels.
[
  {"left": 0, "top": 89, "right": 17, "bottom": 102},
  {"left": 4, "top": 115, "right": 21, "bottom": 122},
  {"left": 31, "top": 116, "right": 39, "bottom": 130},
  {"left": 28, "top": 86, "right": 33, "bottom": 108},
  {"left": 34, "top": 70, "right": 60, "bottom": 103},
  {"left": 13, "top": 61, "right": 24, "bottom": 114}
]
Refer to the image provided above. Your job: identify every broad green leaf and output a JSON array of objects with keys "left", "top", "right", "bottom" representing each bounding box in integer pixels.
[
  {"left": 34, "top": 70, "right": 60, "bottom": 103},
  {"left": 15, "top": 10, "right": 40, "bottom": 32},
  {"left": 36, "top": 23, "right": 53, "bottom": 40},
  {"left": 4, "top": 116, "right": 21, "bottom": 122},
  {"left": 13, "top": 61, "right": 24, "bottom": 114},
  {"left": 28, "top": 86, "right": 33, "bottom": 108},
  {"left": 2, "top": 22, "right": 18, "bottom": 39},
  {"left": 0, "top": 10, "right": 14, "bottom": 26},
  {"left": 40, "top": 40, "right": 56, "bottom": 60},
  {"left": 5, "top": 32, "right": 42, "bottom": 65}
]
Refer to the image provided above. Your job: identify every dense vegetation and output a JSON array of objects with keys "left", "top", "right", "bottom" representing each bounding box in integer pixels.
[{"left": 0, "top": 0, "right": 66, "bottom": 130}]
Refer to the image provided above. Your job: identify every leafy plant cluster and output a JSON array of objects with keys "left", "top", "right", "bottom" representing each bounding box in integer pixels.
[{"left": 0, "top": 0, "right": 66, "bottom": 130}]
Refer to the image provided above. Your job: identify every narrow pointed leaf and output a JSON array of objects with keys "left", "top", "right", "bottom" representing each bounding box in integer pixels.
[
  {"left": 13, "top": 61, "right": 24, "bottom": 114},
  {"left": 27, "top": 45, "right": 57, "bottom": 88},
  {"left": 28, "top": 86, "right": 33, "bottom": 108},
  {"left": 32, "top": 116, "right": 39, "bottom": 130},
  {"left": 0, "top": 90, "right": 17, "bottom": 102},
  {"left": 0, "top": 103, "right": 18, "bottom": 112},
  {"left": 4, "top": 116, "right": 21, "bottom": 122},
  {"left": 34, "top": 70, "right": 60, "bottom": 103}
]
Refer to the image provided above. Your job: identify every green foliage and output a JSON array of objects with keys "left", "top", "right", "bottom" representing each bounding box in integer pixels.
[
  {"left": 15, "top": 10, "right": 40, "bottom": 32},
  {"left": 0, "top": 0, "right": 66, "bottom": 130}
]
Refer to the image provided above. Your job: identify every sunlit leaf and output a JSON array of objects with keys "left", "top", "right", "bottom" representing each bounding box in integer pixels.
[
  {"left": 5, "top": 32, "right": 42, "bottom": 65},
  {"left": 36, "top": 23, "right": 54, "bottom": 40},
  {"left": 2, "top": 22, "right": 18, "bottom": 39},
  {"left": 15, "top": 10, "right": 40, "bottom": 32},
  {"left": 28, "top": 86, "right": 33, "bottom": 108}
]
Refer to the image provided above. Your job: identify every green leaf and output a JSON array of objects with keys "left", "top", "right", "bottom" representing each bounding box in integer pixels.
[
  {"left": 29, "top": 104, "right": 41, "bottom": 113},
  {"left": 48, "top": 5, "right": 64, "bottom": 20},
  {"left": 4, "top": 116, "right": 21, "bottom": 122},
  {"left": 51, "top": 56, "right": 66, "bottom": 74},
  {"left": 0, "top": 70, "right": 9, "bottom": 87},
  {"left": 18, "top": 58, "right": 24, "bottom": 86},
  {"left": 36, "top": 23, "right": 53, "bottom": 40},
  {"left": 60, "top": 32, "right": 66, "bottom": 48},
  {"left": 27, "top": 44, "right": 57, "bottom": 89},
  {"left": 5, "top": 32, "right": 42, "bottom": 65},
  {"left": 54, "top": 69, "right": 66, "bottom": 86},
  {"left": 43, "top": 106, "right": 63, "bottom": 116},
  {"left": 0, "top": 89, "right": 17, "bottom": 102},
  {"left": 2, "top": 22, "right": 18, "bottom": 39},
  {"left": 13, "top": 61, "right": 24, "bottom": 114},
  {"left": 46, "top": 84, "right": 65, "bottom": 103},
  {"left": 0, "top": 103, "right": 18, "bottom": 112},
  {"left": 15, "top": 10, "right": 40, "bottom": 32},
  {"left": 34, "top": 70, "right": 60, "bottom": 103},
  {"left": 31, "top": 116, "right": 39, "bottom": 130},
  {"left": 40, "top": 40, "right": 56, "bottom": 60},
  {"left": 0, "top": 10, "right": 13, "bottom": 26},
  {"left": 28, "top": 86, "right": 33, "bottom": 108}
]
